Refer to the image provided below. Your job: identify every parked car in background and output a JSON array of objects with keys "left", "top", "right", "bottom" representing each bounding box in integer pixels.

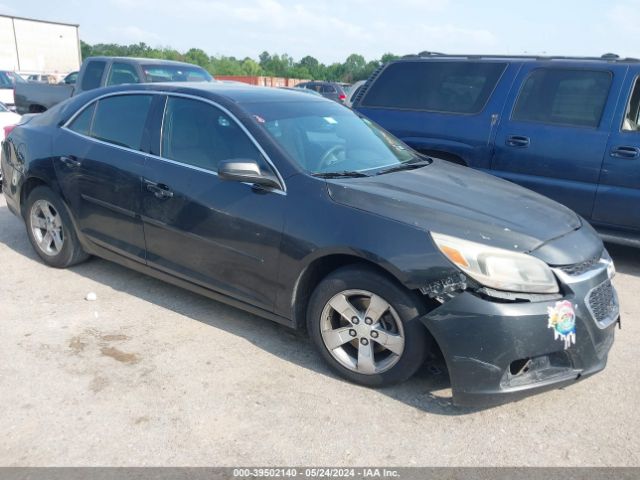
[
  {"left": 0, "top": 102, "right": 20, "bottom": 138},
  {"left": 345, "top": 79, "right": 366, "bottom": 107},
  {"left": 278, "top": 86, "right": 323, "bottom": 97},
  {"left": 61, "top": 71, "right": 78, "bottom": 85},
  {"left": 27, "top": 74, "right": 58, "bottom": 84},
  {"left": 0, "top": 70, "right": 26, "bottom": 111},
  {"left": 296, "top": 81, "right": 347, "bottom": 104},
  {"left": 14, "top": 56, "right": 214, "bottom": 114},
  {"left": 354, "top": 53, "right": 640, "bottom": 247},
  {"left": 0, "top": 101, "right": 21, "bottom": 189},
  {"left": 1, "top": 83, "right": 619, "bottom": 406}
]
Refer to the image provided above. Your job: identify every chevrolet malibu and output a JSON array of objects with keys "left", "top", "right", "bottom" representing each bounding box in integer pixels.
[{"left": 0, "top": 83, "right": 620, "bottom": 406}]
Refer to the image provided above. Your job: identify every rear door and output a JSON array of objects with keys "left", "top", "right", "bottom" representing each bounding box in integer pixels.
[
  {"left": 490, "top": 64, "right": 625, "bottom": 219},
  {"left": 54, "top": 93, "right": 153, "bottom": 262},
  {"left": 141, "top": 95, "right": 286, "bottom": 311},
  {"left": 592, "top": 70, "right": 640, "bottom": 231}
]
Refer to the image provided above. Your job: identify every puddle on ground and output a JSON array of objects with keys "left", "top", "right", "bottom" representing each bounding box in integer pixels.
[{"left": 100, "top": 346, "right": 139, "bottom": 364}]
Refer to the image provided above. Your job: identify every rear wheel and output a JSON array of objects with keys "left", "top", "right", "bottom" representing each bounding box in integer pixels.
[
  {"left": 25, "top": 186, "right": 88, "bottom": 268},
  {"left": 307, "top": 266, "right": 429, "bottom": 387}
]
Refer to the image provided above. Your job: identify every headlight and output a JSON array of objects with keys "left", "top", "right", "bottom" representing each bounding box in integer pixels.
[
  {"left": 601, "top": 249, "right": 616, "bottom": 279},
  {"left": 431, "top": 232, "right": 559, "bottom": 294}
]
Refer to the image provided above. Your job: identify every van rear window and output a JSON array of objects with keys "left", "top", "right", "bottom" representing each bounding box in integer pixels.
[{"left": 361, "top": 61, "right": 506, "bottom": 114}]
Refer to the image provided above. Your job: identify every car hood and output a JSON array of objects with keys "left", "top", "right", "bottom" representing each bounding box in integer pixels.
[{"left": 326, "top": 159, "right": 582, "bottom": 256}]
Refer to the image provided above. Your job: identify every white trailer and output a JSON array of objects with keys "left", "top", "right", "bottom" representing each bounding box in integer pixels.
[{"left": 0, "top": 14, "right": 81, "bottom": 78}]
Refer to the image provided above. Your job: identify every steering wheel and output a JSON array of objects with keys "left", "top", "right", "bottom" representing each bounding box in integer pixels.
[{"left": 317, "top": 145, "right": 347, "bottom": 171}]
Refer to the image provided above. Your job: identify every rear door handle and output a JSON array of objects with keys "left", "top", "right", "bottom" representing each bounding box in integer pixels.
[
  {"left": 610, "top": 146, "right": 640, "bottom": 159},
  {"left": 506, "top": 135, "right": 530, "bottom": 148},
  {"left": 144, "top": 179, "right": 174, "bottom": 199},
  {"left": 60, "top": 155, "right": 81, "bottom": 168}
]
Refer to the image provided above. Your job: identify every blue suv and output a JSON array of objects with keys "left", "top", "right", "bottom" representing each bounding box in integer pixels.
[{"left": 354, "top": 54, "right": 640, "bottom": 247}]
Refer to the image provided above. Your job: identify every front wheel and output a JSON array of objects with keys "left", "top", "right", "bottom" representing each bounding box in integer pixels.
[{"left": 307, "top": 266, "right": 429, "bottom": 387}]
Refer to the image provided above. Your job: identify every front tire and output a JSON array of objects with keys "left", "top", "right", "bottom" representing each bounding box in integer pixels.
[
  {"left": 307, "top": 265, "right": 429, "bottom": 387},
  {"left": 25, "top": 186, "right": 88, "bottom": 268}
]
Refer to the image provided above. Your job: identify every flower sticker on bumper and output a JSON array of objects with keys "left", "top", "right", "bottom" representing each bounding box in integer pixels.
[{"left": 547, "top": 300, "right": 576, "bottom": 349}]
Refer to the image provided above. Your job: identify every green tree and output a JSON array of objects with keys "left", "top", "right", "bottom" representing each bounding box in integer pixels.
[
  {"left": 79, "top": 41, "right": 402, "bottom": 81},
  {"left": 184, "top": 48, "right": 210, "bottom": 68}
]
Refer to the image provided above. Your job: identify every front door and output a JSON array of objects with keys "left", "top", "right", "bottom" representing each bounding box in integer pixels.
[
  {"left": 491, "top": 64, "right": 625, "bottom": 219},
  {"left": 141, "top": 95, "right": 286, "bottom": 311},
  {"left": 592, "top": 73, "right": 640, "bottom": 231},
  {"left": 53, "top": 93, "right": 154, "bottom": 262}
]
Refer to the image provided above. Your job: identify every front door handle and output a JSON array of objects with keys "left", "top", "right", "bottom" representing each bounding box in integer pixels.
[
  {"left": 60, "top": 155, "right": 81, "bottom": 168},
  {"left": 506, "top": 135, "right": 531, "bottom": 148},
  {"left": 610, "top": 146, "right": 640, "bottom": 159},
  {"left": 144, "top": 179, "right": 174, "bottom": 199}
]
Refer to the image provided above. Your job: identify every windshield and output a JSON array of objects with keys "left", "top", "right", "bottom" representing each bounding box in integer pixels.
[
  {"left": 0, "top": 71, "right": 25, "bottom": 88},
  {"left": 246, "top": 100, "right": 420, "bottom": 175},
  {"left": 142, "top": 65, "right": 213, "bottom": 83}
]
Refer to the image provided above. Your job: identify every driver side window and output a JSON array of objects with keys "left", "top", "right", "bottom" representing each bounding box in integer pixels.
[{"left": 161, "top": 97, "right": 269, "bottom": 173}]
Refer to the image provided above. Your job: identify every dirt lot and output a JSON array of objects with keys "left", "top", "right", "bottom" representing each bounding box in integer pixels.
[{"left": 1, "top": 193, "right": 639, "bottom": 466}]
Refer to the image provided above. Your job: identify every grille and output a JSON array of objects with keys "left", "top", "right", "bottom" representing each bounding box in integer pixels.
[
  {"left": 587, "top": 280, "right": 618, "bottom": 325},
  {"left": 557, "top": 251, "right": 602, "bottom": 276}
]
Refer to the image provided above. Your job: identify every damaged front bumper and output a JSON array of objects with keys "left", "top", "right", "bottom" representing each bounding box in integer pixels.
[{"left": 421, "top": 259, "right": 619, "bottom": 408}]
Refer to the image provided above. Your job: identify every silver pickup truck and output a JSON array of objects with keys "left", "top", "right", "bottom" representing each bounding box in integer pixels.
[{"left": 14, "top": 56, "right": 214, "bottom": 114}]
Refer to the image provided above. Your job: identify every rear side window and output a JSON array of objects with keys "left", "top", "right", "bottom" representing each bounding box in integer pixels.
[
  {"left": 141, "top": 65, "right": 212, "bottom": 82},
  {"left": 106, "top": 62, "right": 140, "bottom": 86},
  {"left": 81, "top": 61, "right": 106, "bottom": 91},
  {"left": 68, "top": 102, "right": 97, "bottom": 136},
  {"left": 512, "top": 68, "right": 612, "bottom": 127},
  {"left": 91, "top": 95, "right": 153, "bottom": 150},
  {"left": 361, "top": 61, "right": 506, "bottom": 114},
  {"left": 321, "top": 84, "right": 336, "bottom": 93},
  {"left": 161, "top": 96, "right": 265, "bottom": 172},
  {"left": 622, "top": 76, "right": 640, "bottom": 132}
]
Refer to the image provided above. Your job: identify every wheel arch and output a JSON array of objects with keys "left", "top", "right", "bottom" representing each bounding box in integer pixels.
[
  {"left": 19, "top": 176, "right": 50, "bottom": 218},
  {"left": 290, "top": 251, "right": 434, "bottom": 331},
  {"left": 28, "top": 104, "right": 47, "bottom": 114}
]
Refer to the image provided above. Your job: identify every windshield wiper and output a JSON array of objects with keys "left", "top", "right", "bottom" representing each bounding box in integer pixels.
[
  {"left": 312, "top": 171, "right": 370, "bottom": 178},
  {"left": 375, "top": 158, "right": 432, "bottom": 175}
]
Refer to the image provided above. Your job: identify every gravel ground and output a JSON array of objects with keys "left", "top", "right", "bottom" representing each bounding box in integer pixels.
[{"left": 0, "top": 193, "right": 638, "bottom": 466}]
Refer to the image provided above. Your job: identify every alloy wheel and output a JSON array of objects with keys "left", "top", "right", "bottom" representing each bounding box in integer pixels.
[
  {"left": 30, "top": 200, "right": 64, "bottom": 256},
  {"left": 320, "top": 289, "right": 405, "bottom": 375}
]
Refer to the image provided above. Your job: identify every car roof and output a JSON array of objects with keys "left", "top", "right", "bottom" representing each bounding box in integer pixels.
[
  {"left": 77, "top": 81, "right": 331, "bottom": 106},
  {"left": 396, "top": 52, "right": 640, "bottom": 65},
  {"left": 85, "top": 56, "right": 209, "bottom": 68}
]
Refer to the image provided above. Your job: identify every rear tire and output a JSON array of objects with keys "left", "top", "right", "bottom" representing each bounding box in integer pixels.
[
  {"left": 307, "top": 265, "right": 429, "bottom": 387},
  {"left": 25, "top": 186, "right": 89, "bottom": 268}
]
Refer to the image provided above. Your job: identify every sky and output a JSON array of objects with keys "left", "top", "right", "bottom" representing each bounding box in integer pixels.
[{"left": 1, "top": 0, "right": 638, "bottom": 64}]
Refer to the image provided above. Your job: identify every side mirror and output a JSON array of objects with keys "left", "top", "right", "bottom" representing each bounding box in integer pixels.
[{"left": 218, "top": 159, "right": 281, "bottom": 190}]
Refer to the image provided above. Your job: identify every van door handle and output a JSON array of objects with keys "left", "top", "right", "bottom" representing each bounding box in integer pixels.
[
  {"left": 506, "top": 135, "right": 530, "bottom": 148},
  {"left": 610, "top": 146, "right": 640, "bottom": 159},
  {"left": 144, "top": 179, "right": 174, "bottom": 199},
  {"left": 60, "top": 155, "right": 81, "bottom": 167}
]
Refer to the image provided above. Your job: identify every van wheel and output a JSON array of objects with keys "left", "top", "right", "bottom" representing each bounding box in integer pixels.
[
  {"left": 25, "top": 186, "right": 88, "bottom": 268},
  {"left": 307, "top": 266, "right": 429, "bottom": 387}
]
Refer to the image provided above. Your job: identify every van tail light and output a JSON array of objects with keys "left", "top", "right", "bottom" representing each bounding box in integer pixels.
[
  {"left": 339, "top": 93, "right": 346, "bottom": 102},
  {"left": 3, "top": 124, "right": 16, "bottom": 138}
]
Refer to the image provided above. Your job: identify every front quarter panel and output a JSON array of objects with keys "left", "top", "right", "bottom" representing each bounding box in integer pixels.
[{"left": 275, "top": 174, "right": 458, "bottom": 320}]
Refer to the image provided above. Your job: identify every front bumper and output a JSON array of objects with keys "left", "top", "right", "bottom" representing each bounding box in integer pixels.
[{"left": 421, "top": 261, "right": 619, "bottom": 407}]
